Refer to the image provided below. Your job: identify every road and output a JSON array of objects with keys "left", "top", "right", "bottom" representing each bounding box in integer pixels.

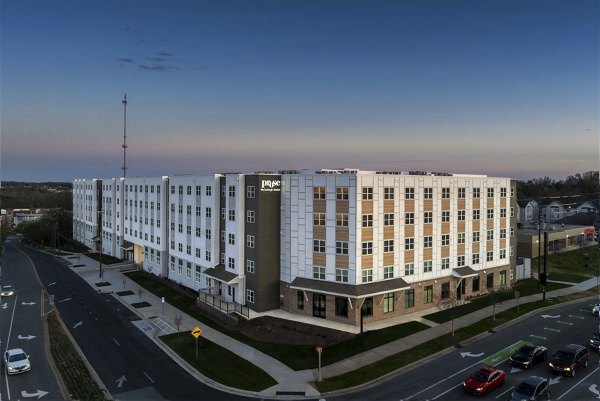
[
  {"left": 0, "top": 236, "right": 63, "bottom": 401},
  {"left": 8, "top": 237, "right": 251, "bottom": 401},
  {"left": 331, "top": 298, "right": 600, "bottom": 401}
]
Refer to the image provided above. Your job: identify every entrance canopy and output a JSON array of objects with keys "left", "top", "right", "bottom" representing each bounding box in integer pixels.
[
  {"left": 452, "top": 266, "right": 479, "bottom": 279},
  {"left": 203, "top": 264, "right": 240, "bottom": 285},
  {"left": 290, "top": 277, "right": 410, "bottom": 298}
]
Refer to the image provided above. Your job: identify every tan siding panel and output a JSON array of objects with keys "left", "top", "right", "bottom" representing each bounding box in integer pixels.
[
  {"left": 383, "top": 253, "right": 394, "bottom": 266},
  {"left": 361, "top": 201, "right": 372, "bottom": 214},
  {"left": 383, "top": 226, "right": 394, "bottom": 239},
  {"left": 384, "top": 200, "right": 394, "bottom": 213},
  {"left": 405, "top": 200, "right": 415, "bottom": 212},
  {"left": 313, "top": 253, "right": 326, "bottom": 266},
  {"left": 336, "top": 227, "right": 349, "bottom": 241},
  {"left": 362, "top": 228, "right": 373, "bottom": 241},
  {"left": 361, "top": 255, "right": 373, "bottom": 268},
  {"left": 336, "top": 255, "right": 349, "bottom": 268}
]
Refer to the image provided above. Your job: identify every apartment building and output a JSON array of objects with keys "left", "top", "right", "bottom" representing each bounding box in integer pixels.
[
  {"left": 73, "top": 178, "right": 102, "bottom": 250},
  {"left": 74, "top": 169, "right": 517, "bottom": 326},
  {"left": 279, "top": 169, "right": 517, "bottom": 326}
]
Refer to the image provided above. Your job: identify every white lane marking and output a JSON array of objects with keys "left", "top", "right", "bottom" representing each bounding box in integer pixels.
[
  {"left": 143, "top": 371, "right": 154, "bottom": 383},
  {"left": 431, "top": 383, "right": 462, "bottom": 399},
  {"left": 557, "top": 366, "right": 599, "bottom": 400},
  {"left": 4, "top": 292, "right": 19, "bottom": 400},
  {"left": 112, "top": 338, "right": 120, "bottom": 347},
  {"left": 496, "top": 385, "right": 515, "bottom": 399}
]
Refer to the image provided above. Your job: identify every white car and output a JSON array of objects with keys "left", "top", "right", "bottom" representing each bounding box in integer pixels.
[
  {"left": 0, "top": 285, "right": 14, "bottom": 297},
  {"left": 593, "top": 303, "right": 600, "bottom": 316},
  {"left": 3, "top": 348, "right": 30, "bottom": 375}
]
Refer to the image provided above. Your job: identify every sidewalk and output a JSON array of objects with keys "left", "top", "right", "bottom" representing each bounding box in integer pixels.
[{"left": 63, "top": 253, "right": 600, "bottom": 398}]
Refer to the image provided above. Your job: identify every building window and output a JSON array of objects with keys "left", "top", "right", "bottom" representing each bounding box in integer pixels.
[
  {"left": 404, "top": 263, "right": 414, "bottom": 275},
  {"left": 246, "top": 259, "right": 255, "bottom": 273},
  {"left": 473, "top": 231, "right": 480, "bottom": 242},
  {"left": 405, "top": 212, "right": 414, "bottom": 224},
  {"left": 336, "top": 187, "right": 348, "bottom": 200},
  {"left": 473, "top": 187, "right": 480, "bottom": 198},
  {"left": 361, "top": 269, "right": 373, "bottom": 283},
  {"left": 205, "top": 229, "right": 212, "bottom": 239},
  {"left": 247, "top": 210, "right": 256, "bottom": 223},
  {"left": 500, "top": 187, "right": 507, "bottom": 197},
  {"left": 384, "top": 187, "right": 394, "bottom": 200},
  {"left": 335, "top": 268, "right": 348, "bottom": 282},
  {"left": 473, "top": 209, "right": 480, "bottom": 220},
  {"left": 441, "top": 187, "right": 450, "bottom": 198},
  {"left": 297, "top": 291, "right": 304, "bottom": 310},
  {"left": 487, "top": 209, "right": 494, "bottom": 219},
  {"left": 457, "top": 232, "right": 465, "bottom": 244},
  {"left": 246, "top": 235, "right": 255, "bottom": 248},
  {"left": 405, "top": 238, "right": 414, "bottom": 250},
  {"left": 487, "top": 251, "right": 494, "bottom": 261},
  {"left": 206, "top": 186, "right": 212, "bottom": 196},
  {"left": 221, "top": 185, "right": 226, "bottom": 197},
  {"left": 205, "top": 207, "right": 212, "bottom": 218},
  {"left": 424, "top": 260, "right": 432, "bottom": 272},
  {"left": 458, "top": 210, "right": 465, "bottom": 221},
  {"left": 170, "top": 185, "right": 175, "bottom": 194},
  {"left": 221, "top": 230, "right": 226, "bottom": 242},
  {"left": 336, "top": 241, "right": 349, "bottom": 255},
  {"left": 229, "top": 185, "right": 235, "bottom": 197},
  {"left": 405, "top": 187, "right": 414, "bottom": 199},
  {"left": 457, "top": 255, "right": 465, "bottom": 267},
  {"left": 500, "top": 270, "right": 507, "bottom": 286},
  {"left": 487, "top": 188, "right": 494, "bottom": 198},
  {"left": 424, "top": 187, "right": 433, "bottom": 199},
  {"left": 384, "top": 240, "right": 394, "bottom": 252},
  {"left": 383, "top": 266, "right": 394, "bottom": 279},
  {"left": 205, "top": 251, "right": 211, "bottom": 261},
  {"left": 383, "top": 293, "right": 394, "bottom": 313},
  {"left": 487, "top": 273, "right": 494, "bottom": 288},
  {"left": 405, "top": 289, "right": 415, "bottom": 308},
  {"left": 500, "top": 249, "right": 506, "bottom": 259},
  {"left": 458, "top": 187, "right": 466, "bottom": 198},
  {"left": 384, "top": 213, "right": 394, "bottom": 226},
  {"left": 472, "top": 253, "right": 480, "bottom": 264},
  {"left": 228, "top": 210, "right": 235, "bottom": 221},
  {"left": 228, "top": 233, "right": 235, "bottom": 245},
  {"left": 441, "top": 282, "right": 450, "bottom": 299},
  {"left": 442, "top": 211, "right": 450, "bottom": 222},
  {"left": 441, "top": 234, "right": 450, "bottom": 246},
  {"left": 314, "top": 213, "right": 326, "bottom": 226},
  {"left": 424, "top": 285, "right": 433, "bottom": 304},
  {"left": 500, "top": 208, "right": 506, "bottom": 218},
  {"left": 195, "top": 248, "right": 201, "bottom": 258},
  {"left": 336, "top": 213, "right": 349, "bottom": 227},
  {"left": 196, "top": 206, "right": 201, "bottom": 216},
  {"left": 246, "top": 289, "right": 255, "bottom": 303},
  {"left": 336, "top": 297, "right": 348, "bottom": 317},
  {"left": 441, "top": 258, "right": 450, "bottom": 269},
  {"left": 424, "top": 211, "right": 433, "bottom": 223},
  {"left": 228, "top": 257, "right": 235, "bottom": 270},
  {"left": 314, "top": 186, "right": 326, "bottom": 200},
  {"left": 487, "top": 230, "right": 494, "bottom": 241},
  {"left": 195, "top": 185, "right": 201, "bottom": 196},
  {"left": 221, "top": 208, "right": 226, "bottom": 220},
  {"left": 362, "top": 242, "right": 373, "bottom": 255},
  {"left": 246, "top": 185, "right": 255, "bottom": 198},
  {"left": 472, "top": 276, "right": 480, "bottom": 292},
  {"left": 313, "top": 266, "right": 326, "bottom": 280},
  {"left": 362, "top": 187, "right": 373, "bottom": 200},
  {"left": 423, "top": 236, "right": 432, "bottom": 248},
  {"left": 362, "top": 214, "right": 373, "bottom": 227},
  {"left": 500, "top": 228, "right": 506, "bottom": 239},
  {"left": 362, "top": 297, "right": 373, "bottom": 316},
  {"left": 314, "top": 240, "right": 326, "bottom": 253},
  {"left": 186, "top": 245, "right": 191, "bottom": 255}
]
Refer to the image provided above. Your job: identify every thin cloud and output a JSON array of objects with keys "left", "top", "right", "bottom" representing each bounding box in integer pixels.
[
  {"left": 139, "top": 64, "right": 169, "bottom": 71},
  {"left": 157, "top": 52, "right": 175, "bottom": 57},
  {"left": 117, "top": 58, "right": 134, "bottom": 63},
  {"left": 146, "top": 56, "right": 166, "bottom": 62}
]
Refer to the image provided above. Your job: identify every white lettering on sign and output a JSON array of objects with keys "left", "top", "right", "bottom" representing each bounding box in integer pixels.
[{"left": 261, "top": 180, "right": 281, "bottom": 192}]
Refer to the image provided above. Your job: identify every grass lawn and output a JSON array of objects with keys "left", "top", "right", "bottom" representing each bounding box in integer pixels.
[
  {"left": 84, "top": 252, "right": 123, "bottom": 264},
  {"left": 160, "top": 332, "right": 277, "bottom": 392},
  {"left": 543, "top": 246, "right": 600, "bottom": 281}
]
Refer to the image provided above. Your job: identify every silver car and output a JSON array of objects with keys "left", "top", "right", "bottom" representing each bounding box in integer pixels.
[
  {"left": 0, "top": 285, "right": 14, "bottom": 297},
  {"left": 507, "top": 376, "right": 550, "bottom": 401},
  {"left": 593, "top": 303, "right": 600, "bottom": 316},
  {"left": 3, "top": 348, "right": 31, "bottom": 375}
]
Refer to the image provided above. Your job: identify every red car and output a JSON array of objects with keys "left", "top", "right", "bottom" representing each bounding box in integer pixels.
[{"left": 463, "top": 366, "right": 505, "bottom": 396}]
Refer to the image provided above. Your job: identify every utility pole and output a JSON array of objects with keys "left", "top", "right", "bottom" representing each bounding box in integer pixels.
[
  {"left": 98, "top": 209, "right": 103, "bottom": 279},
  {"left": 121, "top": 94, "right": 128, "bottom": 178}
]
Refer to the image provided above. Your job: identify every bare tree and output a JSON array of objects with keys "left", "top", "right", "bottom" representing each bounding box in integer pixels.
[
  {"left": 137, "top": 287, "right": 145, "bottom": 302},
  {"left": 121, "top": 273, "right": 128, "bottom": 290},
  {"left": 434, "top": 292, "right": 466, "bottom": 338},
  {"left": 174, "top": 313, "right": 184, "bottom": 332}
]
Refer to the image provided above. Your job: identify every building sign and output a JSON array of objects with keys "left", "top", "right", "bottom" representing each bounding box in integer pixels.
[{"left": 261, "top": 179, "right": 281, "bottom": 192}]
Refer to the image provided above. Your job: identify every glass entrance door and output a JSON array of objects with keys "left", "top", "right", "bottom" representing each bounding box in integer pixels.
[{"left": 312, "top": 294, "right": 326, "bottom": 318}]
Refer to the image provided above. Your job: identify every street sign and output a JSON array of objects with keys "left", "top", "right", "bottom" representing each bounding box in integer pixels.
[{"left": 191, "top": 326, "right": 202, "bottom": 338}]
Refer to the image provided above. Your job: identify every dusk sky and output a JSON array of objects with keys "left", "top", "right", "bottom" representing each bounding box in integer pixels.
[{"left": 1, "top": 0, "right": 598, "bottom": 182}]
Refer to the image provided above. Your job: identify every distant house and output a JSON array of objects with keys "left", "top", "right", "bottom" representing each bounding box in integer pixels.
[
  {"left": 517, "top": 199, "right": 538, "bottom": 224},
  {"left": 543, "top": 201, "right": 565, "bottom": 223},
  {"left": 576, "top": 201, "right": 597, "bottom": 214},
  {"left": 12, "top": 208, "right": 44, "bottom": 226}
]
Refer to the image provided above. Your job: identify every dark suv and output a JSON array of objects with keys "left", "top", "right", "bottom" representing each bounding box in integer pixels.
[
  {"left": 548, "top": 344, "right": 589, "bottom": 377},
  {"left": 590, "top": 332, "right": 600, "bottom": 351}
]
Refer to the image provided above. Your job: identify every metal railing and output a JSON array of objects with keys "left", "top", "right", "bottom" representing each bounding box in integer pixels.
[{"left": 197, "top": 291, "right": 249, "bottom": 319}]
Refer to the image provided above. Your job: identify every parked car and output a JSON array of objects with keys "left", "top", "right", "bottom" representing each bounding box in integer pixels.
[
  {"left": 3, "top": 348, "right": 31, "bottom": 375},
  {"left": 548, "top": 344, "right": 589, "bottom": 376},
  {"left": 0, "top": 285, "right": 14, "bottom": 297},
  {"left": 462, "top": 366, "right": 505, "bottom": 396},
  {"left": 592, "top": 302, "right": 600, "bottom": 315},
  {"left": 509, "top": 344, "right": 548, "bottom": 369},
  {"left": 590, "top": 332, "right": 600, "bottom": 351},
  {"left": 506, "top": 376, "right": 550, "bottom": 401}
]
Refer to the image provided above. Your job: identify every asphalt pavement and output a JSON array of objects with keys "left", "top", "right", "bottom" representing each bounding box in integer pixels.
[{"left": 63, "top": 252, "right": 600, "bottom": 399}]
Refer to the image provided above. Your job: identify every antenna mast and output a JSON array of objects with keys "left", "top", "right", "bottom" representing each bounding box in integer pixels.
[{"left": 121, "top": 94, "right": 128, "bottom": 177}]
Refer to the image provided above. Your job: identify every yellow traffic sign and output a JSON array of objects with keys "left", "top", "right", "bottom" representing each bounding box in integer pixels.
[{"left": 191, "top": 326, "right": 202, "bottom": 338}]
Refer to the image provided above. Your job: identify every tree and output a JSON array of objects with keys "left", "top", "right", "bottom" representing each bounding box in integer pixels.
[
  {"left": 137, "top": 287, "right": 145, "bottom": 302},
  {"left": 434, "top": 291, "right": 466, "bottom": 338},
  {"left": 174, "top": 313, "right": 184, "bottom": 332}
]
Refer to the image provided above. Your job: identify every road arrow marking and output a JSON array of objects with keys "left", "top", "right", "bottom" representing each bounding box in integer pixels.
[
  {"left": 529, "top": 334, "right": 547, "bottom": 340},
  {"left": 510, "top": 367, "right": 522, "bottom": 373},
  {"left": 544, "top": 327, "right": 560, "bottom": 333},
  {"left": 541, "top": 314, "right": 560, "bottom": 319},
  {"left": 48, "top": 282, "right": 56, "bottom": 286},
  {"left": 1, "top": 303, "right": 7, "bottom": 309},
  {"left": 58, "top": 298, "right": 72, "bottom": 303},
  {"left": 460, "top": 352, "right": 484, "bottom": 358},
  {"left": 116, "top": 375, "right": 127, "bottom": 388},
  {"left": 22, "top": 302, "right": 36, "bottom": 306},
  {"left": 73, "top": 321, "right": 83, "bottom": 329},
  {"left": 569, "top": 314, "right": 584, "bottom": 320},
  {"left": 21, "top": 390, "right": 49, "bottom": 399},
  {"left": 590, "top": 384, "right": 600, "bottom": 399},
  {"left": 557, "top": 321, "right": 573, "bottom": 326},
  {"left": 549, "top": 376, "right": 562, "bottom": 385},
  {"left": 18, "top": 335, "right": 36, "bottom": 341}
]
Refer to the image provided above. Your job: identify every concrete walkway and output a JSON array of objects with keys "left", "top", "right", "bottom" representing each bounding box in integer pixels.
[{"left": 63, "top": 253, "right": 600, "bottom": 399}]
